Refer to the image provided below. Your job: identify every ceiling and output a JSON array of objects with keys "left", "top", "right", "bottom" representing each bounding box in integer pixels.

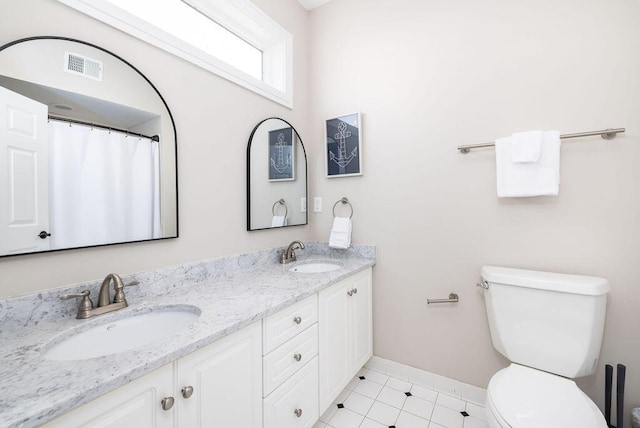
[
  {"left": 297, "top": 0, "right": 332, "bottom": 11},
  {"left": 0, "top": 75, "right": 158, "bottom": 129}
]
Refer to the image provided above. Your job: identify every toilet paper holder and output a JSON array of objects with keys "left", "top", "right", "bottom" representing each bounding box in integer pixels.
[{"left": 426, "top": 293, "right": 459, "bottom": 304}]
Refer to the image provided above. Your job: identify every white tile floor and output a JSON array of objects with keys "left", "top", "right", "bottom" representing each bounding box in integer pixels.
[{"left": 314, "top": 368, "right": 488, "bottom": 428}]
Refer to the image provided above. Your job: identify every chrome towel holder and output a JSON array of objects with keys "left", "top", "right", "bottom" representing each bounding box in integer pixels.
[
  {"left": 333, "top": 197, "right": 353, "bottom": 219},
  {"left": 457, "top": 128, "right": 625, "bottom": 153},
  {"left": 272, "top": 199, "right": 288, "bottom": 217}
]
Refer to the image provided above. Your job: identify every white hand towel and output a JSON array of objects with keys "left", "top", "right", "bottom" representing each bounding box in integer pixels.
[
  {"left": 495, "top": 130, "right": 561, "bottom": 197},
  {"left": 329, "top": 216, "right": 352, "bottom": 249},
  {"left": 271, "top": 216, "right": 287, "bottom": 227},
  {"left": 511, "top": 130, "right": 543, "bottom": 163}
]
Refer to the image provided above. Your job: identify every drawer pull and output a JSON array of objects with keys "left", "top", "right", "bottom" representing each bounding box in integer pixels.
[
  {"left": 293, "top": 353, "right": 302, "bottom": 362},
  {"left": 293, "top": 316, "right": 302, "bottom": 324},
  {"left": 161, "top": 396, "right": 174, "bottom": 411},
  {"left": 181, "top": 385, "right": 194, "bottom": 399},
  {"left": 294, "top": 408, "right": 303, "bottom": 417}
]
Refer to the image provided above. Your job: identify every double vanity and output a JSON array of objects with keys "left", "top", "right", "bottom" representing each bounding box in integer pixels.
[
  {"left": 0, "top": 242, "right": 375, "bottom": 428},
  {"left": 0, "top": 36, "right": 360, "bottom": 428}
]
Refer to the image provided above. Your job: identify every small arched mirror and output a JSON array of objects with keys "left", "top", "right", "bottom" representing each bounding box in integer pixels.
[
  {"left": 0, "top": 37, "right": 178, "bottom": 257},
  {"left": 247, "top": 118, "right": 307, "bottom": 230}
]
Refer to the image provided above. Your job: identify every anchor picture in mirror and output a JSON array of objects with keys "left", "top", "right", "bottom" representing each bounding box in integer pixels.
[
  {"left": 325, "top": 112, "right": 362, "bottom": 177},
  {"left": 247, "top": 117, "right": 307, "bottom": 230},
  {"left": 269, "top": 127, "right": 295, "bottom": 181}
]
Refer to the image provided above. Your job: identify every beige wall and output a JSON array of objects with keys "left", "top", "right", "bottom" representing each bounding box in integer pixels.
[
  {"left": 307, "top": 0, "right": 640, "bottom": 423},
  {"left": 0, "top": 0, "right": 312, "bottom": 297},
  {"left": 3, "top": 0, "right": 640, "bottom": 425}
]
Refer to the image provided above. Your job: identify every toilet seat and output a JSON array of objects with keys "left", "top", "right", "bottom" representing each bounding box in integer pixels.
[{"left": 486, "top": 364, "right": 607, "bottom": 428}]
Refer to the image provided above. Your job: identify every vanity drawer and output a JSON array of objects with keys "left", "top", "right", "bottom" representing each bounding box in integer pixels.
[
  {"left": 263, "top": 323, "right": 318, "bottom": 396},
  {"left": 263, "top": 356, "right": 319, "bottom": 428},
  {"left": 263, "top": 294, "right": 317, "bottom": 354}
]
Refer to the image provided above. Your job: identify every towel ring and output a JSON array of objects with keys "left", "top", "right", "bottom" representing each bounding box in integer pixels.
[
  {"left": 272, "top": 199, "right": 288, "bottom": 217},
  {"left": 332, "top": 197, "right": 353, "bottom": 219}
]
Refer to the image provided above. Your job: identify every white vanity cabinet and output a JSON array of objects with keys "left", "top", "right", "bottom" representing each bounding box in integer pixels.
[
  {"left": 41, "top": 364, "right": 174, "bottom": 428},
  {"left": 262, "top": 294, "right": 319, "bottom": 428},
  {"left": 39, "top": 266, "right": 373, "bottom": 428},
  {"left": 42, "top": 322, "right": 262, "bottom": 428},
  {"left": 318, "top": 268, "right": 373, "bottom": 414}
]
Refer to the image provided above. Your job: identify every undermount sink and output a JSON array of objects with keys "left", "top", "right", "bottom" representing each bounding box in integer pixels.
[
  {"left": 289, "top": 262, "right": 342, "bottom": 273},
  {"left": 43, "top": 306, "right": 201, "bottom": 361}
]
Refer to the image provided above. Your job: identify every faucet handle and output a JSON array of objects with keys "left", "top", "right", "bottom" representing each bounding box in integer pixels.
[
  {"left": 113, "top": 280, "right": 139, "bottom": 304},
  {"left": 60, "top": 290, "right": 90, "bottom": 300},
  {"left": 277, "top": 249, "right": 286, "bottom": 264},
  {"left": 60, "top": 290, "right": 94, "bottom": 315}
]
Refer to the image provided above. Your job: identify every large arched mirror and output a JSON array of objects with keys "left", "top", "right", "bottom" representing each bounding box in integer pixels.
[
  {"left": 0, "top": 37, "right": 178, "bottom": 257},
  {"left": 247, "top": 118, "right": 307, "bottom": 230}
]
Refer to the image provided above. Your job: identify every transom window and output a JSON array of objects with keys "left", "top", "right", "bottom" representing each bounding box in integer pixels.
[{"left": 57, "top": 0, "right": 293, "bottom": 107}]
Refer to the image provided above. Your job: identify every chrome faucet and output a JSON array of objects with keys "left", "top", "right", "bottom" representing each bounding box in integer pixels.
[
  {"left": 61, "top": 273, "right": 139, "bottom": 319},
  {"left": 279, "top": 240, "right": 305, "bottom": 264}
]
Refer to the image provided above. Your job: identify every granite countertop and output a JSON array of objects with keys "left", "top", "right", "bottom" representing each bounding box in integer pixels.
[{"left": 0, "top": 242, "right": 375, "bottom": 428}]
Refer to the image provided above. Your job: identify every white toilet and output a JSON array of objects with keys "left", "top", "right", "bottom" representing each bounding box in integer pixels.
[{"left": 481, "top": 266, "right": 610, "bottom": 428}]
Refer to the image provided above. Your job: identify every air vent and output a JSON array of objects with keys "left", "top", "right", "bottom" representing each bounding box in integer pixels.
[{"left": 64, "top": 52, "right": 103, "bottom": 81}]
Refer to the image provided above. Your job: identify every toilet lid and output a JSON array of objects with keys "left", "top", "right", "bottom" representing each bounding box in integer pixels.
[{"left": 487, "top": 364, "right": 607, "bottom": 428}]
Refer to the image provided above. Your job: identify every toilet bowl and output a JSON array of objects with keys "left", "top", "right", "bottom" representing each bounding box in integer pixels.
[
  {"left": 480, "top": 266, "right": 610, "bottom": 428},
  {"left": 486, "top": 364, "right": 606, "bottom": 428}
]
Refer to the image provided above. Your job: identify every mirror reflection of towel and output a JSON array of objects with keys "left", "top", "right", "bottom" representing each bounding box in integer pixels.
[
  {"left": 329, "top": 217, "right": 352, "bottom": 249},
  {"left": 271, "top": 216, "right": 287, "bottom": 227}
]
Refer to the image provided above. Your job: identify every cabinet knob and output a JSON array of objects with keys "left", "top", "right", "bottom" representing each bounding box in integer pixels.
[
  {"left": 293, "top": 353, "right": 302, "bottom": 362},
  {"left": 347, "top": 290, "right": 353, "bottom": 297},
  {"left": 293, "top": 316, "right": 302, "bottom": 324},
  {"left": 294, "top": 408, "right": 303, "bottom": 417},
  {"left": 352, "top": 288, "right": 358, "bottom": 294},
  {"left": 181, "top": 385, "right": 194, "bottom": 399},
  {"left": 161, "top": 396, "right": 175, "bottom": 411}
]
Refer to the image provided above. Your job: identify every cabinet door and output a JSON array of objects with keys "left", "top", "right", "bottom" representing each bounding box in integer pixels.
[
  {"left": 350, "top": 269, "right": 373, "bottom": 371},
  {"left": 263, "top": 357, "right": 319, "bottom": 428},
  {"left": 41, "top": 364, "right": 174, "bottom": 428},
  {"left": 176, "top": 322, "right": 262, "bottom": 428},
  {"left": 318, "top": 278, "right": 351, "bottom": 413}
]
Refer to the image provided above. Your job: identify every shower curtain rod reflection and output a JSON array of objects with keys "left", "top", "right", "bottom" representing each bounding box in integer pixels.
[{"left": 48, "top": 115, "right": 160, "bottom": 142}]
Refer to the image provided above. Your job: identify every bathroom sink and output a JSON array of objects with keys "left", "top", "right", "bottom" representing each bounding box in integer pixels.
[
  {"left": 43, "top": 306, "right": 201, "bottom": 361},
  {"left": 289, "top": 262, "right": 342, "bottom": 273}
]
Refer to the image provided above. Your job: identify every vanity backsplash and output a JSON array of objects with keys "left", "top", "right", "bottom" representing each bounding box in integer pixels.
[{"left": 0, "top": 242, "right": 376, "bottom": 332}]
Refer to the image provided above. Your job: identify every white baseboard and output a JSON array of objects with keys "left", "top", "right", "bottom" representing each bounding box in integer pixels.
[{"left": 365, "top": 355, "right": 487, "bottom": 406}]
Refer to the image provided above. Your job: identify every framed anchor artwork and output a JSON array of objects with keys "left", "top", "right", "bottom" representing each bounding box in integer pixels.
[
  {"left": 268, "top": 127, "right": 295, "bottom": 181},
  {"left": 325, "top": 112, "right": 362, "bottom": 178}
]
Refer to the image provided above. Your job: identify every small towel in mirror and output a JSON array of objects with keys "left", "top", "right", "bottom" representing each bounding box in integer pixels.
[{"left": 271, "top": 216, "right": 287, "bottom": 227}]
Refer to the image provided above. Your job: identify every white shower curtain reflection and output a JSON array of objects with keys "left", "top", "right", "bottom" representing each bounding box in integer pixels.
[{"left": 48, "top": 121, "right": 160, "bottom": 249}]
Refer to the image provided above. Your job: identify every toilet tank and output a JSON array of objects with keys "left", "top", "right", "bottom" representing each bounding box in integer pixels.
[{"left": 481, "top": 266, "right": 609, "bottom": 378}]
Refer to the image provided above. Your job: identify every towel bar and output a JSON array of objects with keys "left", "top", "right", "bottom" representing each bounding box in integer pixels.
[
  {"left": 426, "top": 293, "right": 459, "bottom": 304},
  {"left": 333, "top": 197, "right": 354, "bottom": 219},
  {"left": 272, "top": 199, "right": 288, "bottom": 217},
  {"left": 457, "top": 128, "right": 625, "bottom": 153}
]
